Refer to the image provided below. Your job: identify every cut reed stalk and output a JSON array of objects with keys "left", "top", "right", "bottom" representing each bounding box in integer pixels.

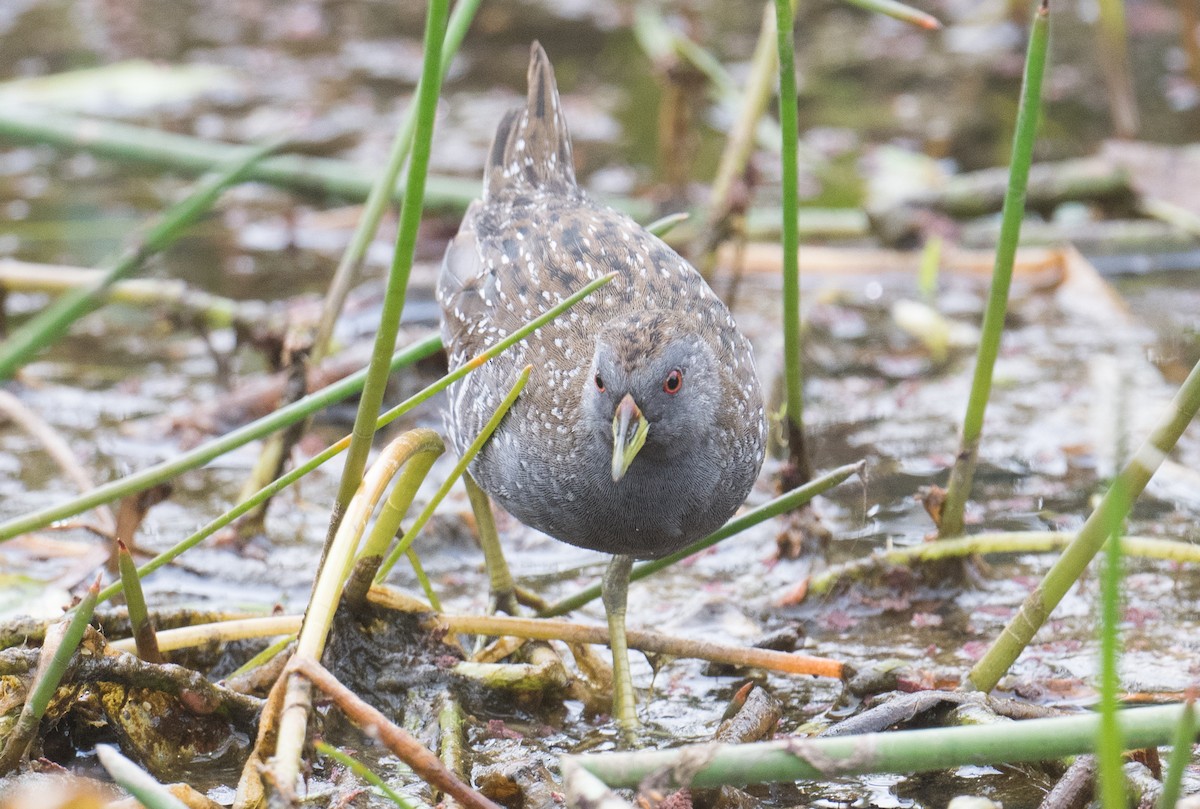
[{"left": 115, "top": 540, "right": 162, "bottom": 663}]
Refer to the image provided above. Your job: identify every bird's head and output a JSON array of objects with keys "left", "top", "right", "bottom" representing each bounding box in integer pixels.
[{"left": 583, "top": 312, "right": 721, "bottom": 482}]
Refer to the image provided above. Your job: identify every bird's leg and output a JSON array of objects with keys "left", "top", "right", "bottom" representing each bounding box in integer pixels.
[
  {"left": 464, "top": 473, "right": 519, "bottom": 615},
  {"left": 602, "top": 553, "right": 638, "bottom": 741}
]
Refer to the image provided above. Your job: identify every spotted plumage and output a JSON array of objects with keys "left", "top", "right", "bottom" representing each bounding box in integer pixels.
[{"left": 438, "top": 42, "right": 766, "bottom": 560}]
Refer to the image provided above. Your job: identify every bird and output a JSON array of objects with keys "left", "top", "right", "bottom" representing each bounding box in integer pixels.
[{"left": 437, "top": 42, "right": 766, "bottom": 736}]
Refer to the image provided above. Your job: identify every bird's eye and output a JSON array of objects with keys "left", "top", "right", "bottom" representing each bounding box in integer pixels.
[
  {"left": 663, "top": 369, "right": 683, "bottom": 394},
  {"left": 594, "top": 373, "right": 605, "bottom": 392}
]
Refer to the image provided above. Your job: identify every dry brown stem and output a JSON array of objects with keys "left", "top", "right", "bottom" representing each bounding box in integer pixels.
[{"left": 290, "top": 657, "right": 503, "bottom": 809}]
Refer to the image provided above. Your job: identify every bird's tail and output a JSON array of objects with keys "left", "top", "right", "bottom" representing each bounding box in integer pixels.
[{"left": 484, "top": 41, "right": 577, "bottom": 198}]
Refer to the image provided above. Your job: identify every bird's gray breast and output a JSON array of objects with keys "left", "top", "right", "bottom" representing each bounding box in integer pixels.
[{"left": 474, "top": 423, "right": 748, "bottom": 560}]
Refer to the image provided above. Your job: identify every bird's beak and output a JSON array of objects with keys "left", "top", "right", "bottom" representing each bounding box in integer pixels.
[{"left": 611, "top": 393, "right": 649, "bottom": 482}]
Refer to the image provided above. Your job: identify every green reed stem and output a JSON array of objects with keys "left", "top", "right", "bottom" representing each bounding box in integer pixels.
[
  {"left": 116, "top": 540, "right": 161, "bottom": 663},
  {"left": 539, "top": 461, "right": 861, "bottom": 617},
  {"left": 702, "top": 1, "right": 779, "bottom": 259},
  {"left": 375, "top": 366, "right": 531, "bottom": 583},
  {"left": 316, "top": 743, "right": 423, "bottom": 809},
  {"left": 573, "top": 704, "right": 1196, "bottom": 789},
  {"left": 645, "top": 211, "right": 690, "bottom": 238},
  {"left": 917, "top": 235, "right": 942, "bottom": 302},
  {"left": 1099, "top": 373, "right": 1130, "bottom": 807},
  {"left": 0, "top": 575, "right": 99, "bottom": 774},
  {"left": 837, "top": 0, "right": 942, "bottom": 28},
  {"left": 633, "top": 4, "right": 781, "bottom": 152},
  {"left": 1097, "top": 522, "right": 1125, "bottom": 806},
  {"left": 246, "top": 0, "right": 482, "bottom": 535},
  {"left": 464, "top": 471, "right": 517, "bottom": 614},
  {"left": 438, "top": 694, "right": 467, "bottom": 799},
  {"left": 939, "top": 0, "right": 1049, "bottom": 537},
  {"left": 0, "top": 335, "right": 442, "bottom": 543},
  {"left": 1099, "top": 528, "right": 1123, "bottom": 806},
  {"left": 774, "top": 0, "right": 810, "bottom": 485},
  {"left": 0, "top": 107, "right": 653, "bottom": 220},
  {"left": 273, "top": 431, "right": 449, "bottom": 793},
  {"left": 311, "top": 0, "right": 482, "bottom": 364},
  {"left": 807, "top": 530, "right": 1200, "bottom": 597},
  {"left": 1096, "top": 0, "right": 1138, "bottom": 136},
  {"left": 0, "top": 106, "right": 483, "bottom": 212},
  {"left": 1157, "top": 697, "right": 1196, "bottom": 809},
  {"left": 329, "top": 0, "right": 449, "bottom": 543},
  {"left": 0, "top": 139, "right": 277, "bottom": 381},
  {"left": 226, "top": 634, "right": 294, "bottom": 681},
  {"left": 968, "top": 355, "right": 1200, "bottom": 692},
  {"left": 353, "top": 448, "right": 444, "bottom": 578},
  {"left": 407, "top": 549, "right": 440, "bottom": 611},
  {"left": 562, "top": 758, "right": 638, "bottom": 809}
]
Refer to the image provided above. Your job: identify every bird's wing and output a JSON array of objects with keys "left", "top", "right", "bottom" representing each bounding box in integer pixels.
[{"left": 437, "top": 211, "right": 498, "bottom": 366}]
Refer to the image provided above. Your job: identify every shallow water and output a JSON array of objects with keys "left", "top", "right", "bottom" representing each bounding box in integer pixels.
[{"left": 2, "top": 1, "right": 1199, "bottom": 806}]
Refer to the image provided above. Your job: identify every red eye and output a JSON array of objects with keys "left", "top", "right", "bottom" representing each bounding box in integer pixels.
[
  {"left": 663, "top": 369, "right": 683, "bottom": 394},
  {"left": 594, "top": 373, "right": 605, "bottom": 392}
]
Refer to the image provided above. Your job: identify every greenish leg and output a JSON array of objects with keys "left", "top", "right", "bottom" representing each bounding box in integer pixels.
[
  {"left": 464, "top": 472, "right": 519, "bottom": 615},
  {"left": 602, "top": 553, "right": 638, "bottom": 741}
]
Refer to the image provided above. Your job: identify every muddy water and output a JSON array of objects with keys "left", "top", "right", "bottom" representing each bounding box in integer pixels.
[{"left": 2, "top": 0, "right": 1200, "bottom": 806}]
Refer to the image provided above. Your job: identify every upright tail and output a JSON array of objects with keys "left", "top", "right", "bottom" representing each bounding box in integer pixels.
[{"left": 484, "top": 42, "right": 577, "bottom": 199}]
